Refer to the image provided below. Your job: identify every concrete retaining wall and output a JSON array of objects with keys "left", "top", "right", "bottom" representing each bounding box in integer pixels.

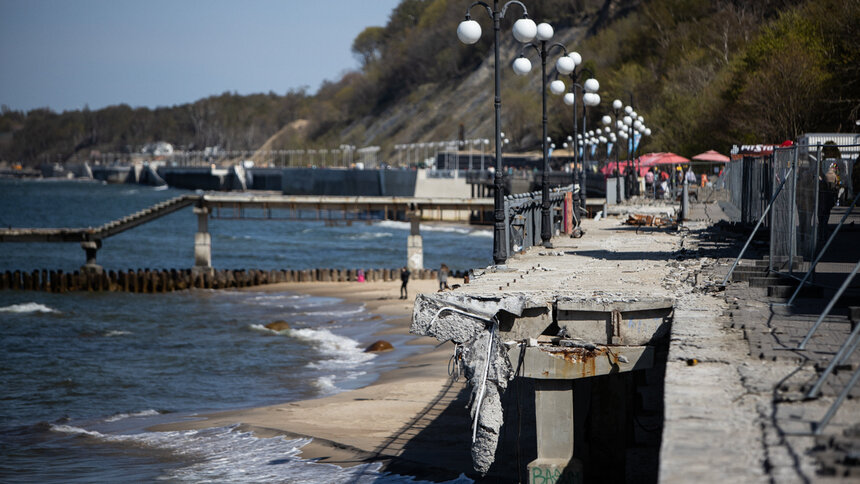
[{"left": 281, "top": 168, "right": 417, "bottom": 196}]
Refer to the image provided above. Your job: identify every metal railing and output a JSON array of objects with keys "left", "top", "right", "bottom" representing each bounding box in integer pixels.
[
  {"left": 769, "top": 148, "right": 798, "bottom": 273},
  {"left": 720, "top": 143, "right": 860, "bottom": 436},
  {"left": 721, "top": 144, "right": 859, "bottom": 279},
  {"left": 502, "top": 185, "right": 574, "bottom": 259},
  {"left": 723, "top": 154, "right": 774, "bottom": 224},
  {"left": 63, "top": 148, "right": 382, "bottom": 169}
]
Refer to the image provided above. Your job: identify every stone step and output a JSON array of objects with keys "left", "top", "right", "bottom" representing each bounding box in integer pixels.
[
  {"left": 749, "top": 276, "right": 792, "bottom": 288},
  {"left": 767, "top": 284, "right": 822, "bottom": 299},
  {"left": 731, "top": 270, "right": 768, "bottom": 282}
]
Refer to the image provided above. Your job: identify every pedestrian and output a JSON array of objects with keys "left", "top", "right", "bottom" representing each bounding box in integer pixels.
[
  {"left": 645, "top": 169, "right": 654, "bottom": 195},
  {"left": 357, "top": 269, "right": 365, "bottom": 283},
  {"left": 685, "top": 166, "right": 697, "bottom": 184},
  {"left": 399, "top": 266, "right": 410, "bottom": 299},
  {"left": 438, "top": 264, "right": 450, "bottom": 291},
  {"left": 818, "top": 163, "right": 839, "bottom": 245}
]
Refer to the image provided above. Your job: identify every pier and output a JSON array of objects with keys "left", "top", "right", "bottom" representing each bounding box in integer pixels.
[
  {"left": 0, "top": 193, "right": 494, "bottom": 275},
  {"left": 405, "top": 201, "right": 859, "bottom": 482}
]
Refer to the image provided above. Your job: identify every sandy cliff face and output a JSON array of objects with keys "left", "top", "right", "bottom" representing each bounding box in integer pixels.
[
  {"left": 341, "top": 26, "right": 586, "bottom": 156},
  {"left": 258, "top": 23, "right": 588, "bottom": 161}
]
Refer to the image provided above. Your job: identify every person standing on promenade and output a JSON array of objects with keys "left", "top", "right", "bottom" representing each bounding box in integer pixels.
[
  {"left": 438, "top": 264, "right": 450, "bottom": 291},
  {"left": 399, "top": 266, "right": 410, "bottom": 299}
]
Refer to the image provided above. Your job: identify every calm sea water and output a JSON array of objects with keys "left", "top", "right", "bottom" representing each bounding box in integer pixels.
[{"left": 0, "top": 179, "right": 483, "bottom": 483}]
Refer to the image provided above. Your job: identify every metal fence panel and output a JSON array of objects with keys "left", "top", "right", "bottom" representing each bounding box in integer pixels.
[
  {"left": 794, "top": 145, "right": 821, "bottom": 269},
  {"left": 769, "top": 148, "right": 797, "bottom": 273}
]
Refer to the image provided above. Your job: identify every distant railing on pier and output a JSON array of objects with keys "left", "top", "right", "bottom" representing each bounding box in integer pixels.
[
  {"left": 503, "top": 185, "right": 575, "bottom": 258},
  {"left": 70, "top": 148, "right": 382, "bottom": 169}
]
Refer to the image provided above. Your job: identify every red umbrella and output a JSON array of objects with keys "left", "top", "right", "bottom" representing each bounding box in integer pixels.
[
  {"left": 599, "top": 160, "right": 653, "bottom": 177},
  {"left": 653, "top": 152, "right": 690, "bottom": 165},
  {"left": 692, "top": 150, "right": 730, "bottom": 163}
]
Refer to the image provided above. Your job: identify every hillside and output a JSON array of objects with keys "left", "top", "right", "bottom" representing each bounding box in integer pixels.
[{"left": 1, "top": 0, "right": 857, "bottom": 166}]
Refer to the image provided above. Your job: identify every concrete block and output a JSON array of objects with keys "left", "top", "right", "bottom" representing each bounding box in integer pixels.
[{"left": 498, "top": 306, "right": 552, "bottom": 341}]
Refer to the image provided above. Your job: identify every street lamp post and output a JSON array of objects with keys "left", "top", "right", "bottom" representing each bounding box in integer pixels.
[
  {"left": 557, "top": 59, "right": 598, "bottom": 220},
  {"left": 579, "top": 79, "right": 599, "bottom": 212},
  {"left": 458, "top": 1, "right": 536, "bottom": 265},
  {"left": 611, "top": 99, "right": 624, "bottom": 203},
  {"left": 512, "top": 22, "right": 566, "bottom": 247}
]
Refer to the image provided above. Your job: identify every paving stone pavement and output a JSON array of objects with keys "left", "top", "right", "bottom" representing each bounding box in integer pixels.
[
  {"left": 662, "top": 218, "right": 860, "bottom": 482},
  {"left": 461, "top": 201, "right": 859, "bottom": 481}
]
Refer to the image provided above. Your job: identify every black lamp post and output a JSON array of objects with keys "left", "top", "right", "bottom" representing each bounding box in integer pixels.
[
  {"left": 457, "top": 1, "right": 536, "bottom": 266},
  {"left": 611, "top": 99, "right": 624, "bottom": 204},
  {"left": 558, "top": 63, "right": 598, "bottom": 219},
  {"left": 512, "top": 23, "right": 567, "bottom": 248}
]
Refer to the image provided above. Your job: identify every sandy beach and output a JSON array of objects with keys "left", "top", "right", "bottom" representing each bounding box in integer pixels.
[{"left": 150, "top": 276, "right": 482, "bottom": 481}]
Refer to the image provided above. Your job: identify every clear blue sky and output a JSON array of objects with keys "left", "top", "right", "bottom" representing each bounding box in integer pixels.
[{"left": 0, "top": 0, "right": 401, "bottom": 113}]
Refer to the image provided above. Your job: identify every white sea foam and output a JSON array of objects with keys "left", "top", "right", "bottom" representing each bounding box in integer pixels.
[
  {"left": 291, "top": 328, "right": 375, "bottom": 368},
  {"left": 313, "top": 371, "right": 367, "bottom": 394},
  {"left": 341, "top": 232, "right": 393, "bottom": 241},
  {"left": 314, "top": 375, "right": 339, "bottom": 394},
  {"left": 300, "top": 306, "right": 365, "bottom": 318},
  {"left": 104, "top": 409, "right": 161, "bottom": 422},
  {"left": 51, "top": 424, "right": 104, "bottom": 438},
  {"left": 249, "top": 293, "right": 304, "bottom": 302},
  {"left": 49, "top": 423, "right": 473, "bottom": 483},
  {"left": 103, "top": 330, "right": 132, "bottom": 337},
  {"left": 375, "top": 220, "right": 492, "bottom": 237},
  {"left": 0, "top": 302, "right": 58, "bottom": 314},
  {"left": 248, "top": 323, "right": 289, "bottom": 335}
]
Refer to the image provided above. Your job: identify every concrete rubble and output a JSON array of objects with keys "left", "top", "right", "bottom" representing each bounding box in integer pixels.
[{"left": 411, "top": 292, "right": 531, "bottom": 473}]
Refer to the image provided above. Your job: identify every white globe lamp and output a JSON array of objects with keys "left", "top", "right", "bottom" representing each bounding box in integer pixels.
[
  {"left": 536, "top": 22, "right": 553, "bottom": 41},
  {"left": 512, "top": 56, "right": 532, "bottom": 76},
  {"left": 550, "top": 79, "right": 566, "bottom": 95},
  {"left": 457, "top": 19, "right": 482, "bottom": 44},
  {"left": 563, "top": 92, "right": 574, "bottom": 106},
  {"left": 512, "top": 18, "right": 537, "bottom": 43},
  {"left": 556, "top": 56, "right": 575, "bottom": 75}
]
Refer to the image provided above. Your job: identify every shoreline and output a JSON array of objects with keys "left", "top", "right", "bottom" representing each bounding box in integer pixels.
[{"left": 149, "top": 277, "right": 477, "bottom": 481}]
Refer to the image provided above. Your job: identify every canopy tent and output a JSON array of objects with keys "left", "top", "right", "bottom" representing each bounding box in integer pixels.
[
  {"left": 651, "top": 152, "right": 691, "bottom": 165},
  {"left": 598, "top": 152, "right": 691, "bottom": 176},
  {"left": 599, "top": 160, "right": 652, "bottom": 177},
  {"left": 691, "top": 150, "right": 730, "bottom": 163}
]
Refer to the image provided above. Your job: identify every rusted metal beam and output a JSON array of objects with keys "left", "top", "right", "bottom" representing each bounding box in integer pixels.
[{"left": 507, "top": 344, "right": 653, "bottom": 379}]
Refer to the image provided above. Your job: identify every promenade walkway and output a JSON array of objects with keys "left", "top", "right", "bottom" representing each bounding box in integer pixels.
[{"left": 457, "top": 200, "right": 859, "bottom": 482}]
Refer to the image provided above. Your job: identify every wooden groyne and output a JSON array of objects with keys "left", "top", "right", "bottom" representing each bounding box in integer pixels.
[{"left": 0, "top": 267, "right": 450, "bottom": 293}]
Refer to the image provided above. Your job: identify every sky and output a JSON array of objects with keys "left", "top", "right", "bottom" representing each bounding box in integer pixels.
[{"left": 0, "top": 0, "right": 402, "bottom": 113}]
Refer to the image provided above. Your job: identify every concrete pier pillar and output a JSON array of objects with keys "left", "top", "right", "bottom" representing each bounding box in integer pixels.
[
  {"left": 193, "top": 206, "right": 213, "bottom": 274},
  {"left": 407, "top": 210, "right": 423, "bottom": 271},
  {"left": 81, "top": 239, "right": 103, "bottom": 274},
  {"left": 528, "top": 379, "right": 582, "bottom": 484}
]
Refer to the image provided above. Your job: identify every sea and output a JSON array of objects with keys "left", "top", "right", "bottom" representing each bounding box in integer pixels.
[{"left": 0, "top": 179, "right": 486, "bottom": 483}]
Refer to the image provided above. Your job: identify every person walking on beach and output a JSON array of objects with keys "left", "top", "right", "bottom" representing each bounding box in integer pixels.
[
  {"left": 399, "top": 266, "right": 410, "bottom": 299},
  {"left": 438, "top": 264, "right": 450, "bottom": 291}
]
